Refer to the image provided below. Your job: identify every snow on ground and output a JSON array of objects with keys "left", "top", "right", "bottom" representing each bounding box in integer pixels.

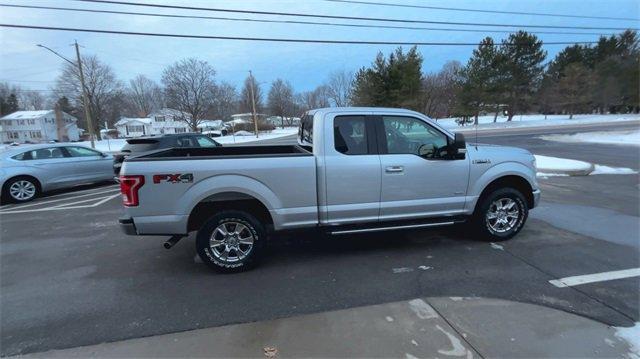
[
  {"left": 215, "top": 127, "right": 298, "bottom": 145},
  {"left": 591, "top": 165, "right": 638, "bottom": 175},
  {"left": 539, "top": 129, "right": 640, "bottom": 146},
  {"left": 535, "top": 154, "right": 637, "bottom": 177},
  {"left": 615, "top": 323, "right": 640, "bottom": 359},
  {"left": 435, "top": 114, "right": 640, "bottom": 131},
  {"left": 77, "top": 138, "right": 127, "bottom": 152}
]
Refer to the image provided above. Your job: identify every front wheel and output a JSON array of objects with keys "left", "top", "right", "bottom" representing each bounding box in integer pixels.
[
  {"left": 196, "top": 210, "right": 265, "bottom": 273},
  {"left": 3, "top": 176, "right": 40, "bottom": 203},
  {"left": 472, "top": 188, "right": 528, "bottom": 242}
]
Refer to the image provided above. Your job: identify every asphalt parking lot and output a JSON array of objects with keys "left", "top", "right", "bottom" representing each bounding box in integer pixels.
[{"left": 1, "top": 124, "right": 638, "bottom": 356}]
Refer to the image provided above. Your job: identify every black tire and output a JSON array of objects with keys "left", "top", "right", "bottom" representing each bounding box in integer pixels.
[
  {"left": 196, "top": 210, "right": 265, "bottom": 273},
  {"left": 472, "top": 187, "right": 528, "bottom": 242},
  {"left": 2, "top": 176, "right": 40, "bottom": 203}
]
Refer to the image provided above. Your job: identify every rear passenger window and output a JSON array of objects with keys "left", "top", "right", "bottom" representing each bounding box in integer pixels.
[{"left": 334, "top": 116, "right": 368, "bottom": 155}]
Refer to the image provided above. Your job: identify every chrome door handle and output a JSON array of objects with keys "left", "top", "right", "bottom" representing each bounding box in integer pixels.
[{"left": 385, "top": 166, "right": 404, "bottom": 173}]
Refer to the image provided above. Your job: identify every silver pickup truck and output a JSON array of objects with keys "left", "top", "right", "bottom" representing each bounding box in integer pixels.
[{"left": 119, "top": 107, "right": 540, "bottom": 272}]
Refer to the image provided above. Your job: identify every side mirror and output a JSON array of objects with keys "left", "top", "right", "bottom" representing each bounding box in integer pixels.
[{"left": 452, "top": 133, "right": 467, "bottom": 159}]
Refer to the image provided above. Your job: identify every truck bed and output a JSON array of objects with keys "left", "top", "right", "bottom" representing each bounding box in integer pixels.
[{"left": 127, "top": 145, "right": 311, "bottom": 161}]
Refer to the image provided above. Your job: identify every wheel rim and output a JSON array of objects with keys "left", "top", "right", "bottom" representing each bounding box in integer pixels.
[
  {"left": 486, "top": 197, "right": 520, "bottom": 233},
  {"left": 209, "top": 222, "right": 255, "bottom": 263},
  {"left": 9, "top": 180, "right": 36, "bottom": 201}
]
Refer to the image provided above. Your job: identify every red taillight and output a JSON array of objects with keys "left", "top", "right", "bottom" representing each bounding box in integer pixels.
[{"left": 119, "top": 175, "right": 145, "bottom": 207}]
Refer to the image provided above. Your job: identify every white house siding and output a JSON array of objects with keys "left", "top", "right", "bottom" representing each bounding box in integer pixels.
[
  {"left": 115, "top": 109, "right": 191, "bottom": 138},
  {"left": 0, "top": 110, "right": 79, "bottom": 143}
]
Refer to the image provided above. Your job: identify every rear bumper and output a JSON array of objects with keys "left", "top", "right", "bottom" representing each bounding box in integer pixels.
[
  {"left": 119, "top": 214, "right": 189, "bottom": 235},
  {"left": 532, "top": 189, "right": 541, "bottom": 208},
  {"left": 118, "top": 217, "right": 137, "bottom": 235}
]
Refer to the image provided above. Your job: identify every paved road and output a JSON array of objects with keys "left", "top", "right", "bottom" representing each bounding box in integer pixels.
[{"left": 1, "top": 122, "right": 638, "bottom": 356}]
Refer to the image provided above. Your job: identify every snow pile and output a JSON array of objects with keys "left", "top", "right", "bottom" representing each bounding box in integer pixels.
[
  {"left": 615, "top": 323, "right": 640, "bottom": 359},
  {"left": 215, "top": 127, "right": 298, "bottom": 144},
  {"left": 535, "top": 155, "right": 637, "bottom": 177},
  {"left": 535, "top": 155, "right": 594, "bottom": 176},
  {"left": 540, "top": 130, "right": 640, "bottom": 146},
  {"left": 436, "top": 114, "right": 640, "bottom": 132}
]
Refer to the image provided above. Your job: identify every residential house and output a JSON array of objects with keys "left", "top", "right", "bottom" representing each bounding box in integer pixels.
[
  {"left": 115, "top": 108, "right": 191, "bottom": 138},
  {"left": 0, "top": 110, "right": 80, "bottom": 143}
]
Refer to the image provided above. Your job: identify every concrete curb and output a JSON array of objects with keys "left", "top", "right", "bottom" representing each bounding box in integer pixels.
[{"left": 15, "top": 297, "right": 636, "bottom": 358}]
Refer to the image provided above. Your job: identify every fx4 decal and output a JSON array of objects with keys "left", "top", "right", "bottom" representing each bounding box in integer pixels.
[{"left": 153, "top": 173, "right": 194, "bottom": 184}]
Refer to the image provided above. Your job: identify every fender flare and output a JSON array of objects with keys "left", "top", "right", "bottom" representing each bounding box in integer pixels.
[
  {"left": 467, "top": 162, "right": 536, "bottom": 211},
  {"left": 178, "top": 174, "right": 281, "bottom": 218}
]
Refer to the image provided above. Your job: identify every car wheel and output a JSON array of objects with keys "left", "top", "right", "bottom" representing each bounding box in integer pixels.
[
  {"left": 3, "top": 176, "right": 40, "bottom": 203},
  {"left": 473, "top": 187, "right": 528, "bottom": 242},
  {"left": 196, "top": 210, "right": 265, "bottom": 273}
]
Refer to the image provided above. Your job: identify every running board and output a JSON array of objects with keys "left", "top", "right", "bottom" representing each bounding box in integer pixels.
[{"left": 329, "top": 221, "right": 456, "bottom": 235}]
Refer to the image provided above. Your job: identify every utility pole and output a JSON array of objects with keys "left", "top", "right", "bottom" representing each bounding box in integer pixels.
[
  {"left": 74, "top": 41, "right": 95, "bottom": 148},
  {"left": 249, "top": 70, "right": 259, "bottom": 138},
  {"left": 37, "top": 42, "right": 95, "bottom": 148}
]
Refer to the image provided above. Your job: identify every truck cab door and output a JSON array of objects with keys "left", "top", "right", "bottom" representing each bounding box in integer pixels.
[
  {"left": 322, "top": 115, "right": 381, "bottom": 225},
  {"left": 376, "top": 115, "right": 469, "bottom": 221}
]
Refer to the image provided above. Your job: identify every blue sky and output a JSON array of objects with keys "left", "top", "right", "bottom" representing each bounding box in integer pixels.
[{"left": 1, "top": 0, "right": 638, "bottom": 94}]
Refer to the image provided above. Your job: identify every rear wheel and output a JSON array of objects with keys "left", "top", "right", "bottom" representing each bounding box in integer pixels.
[
  {"left": 196, "top": 210, "right": 265, "bottom": 273},
  {"left": 472, "top": 187, "right": 528, "bottom": 241},
  {"left": 3, "top": 176, "right": 40, "bottom": 203}
]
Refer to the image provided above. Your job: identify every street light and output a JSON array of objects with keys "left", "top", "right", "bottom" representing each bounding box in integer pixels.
[{"left": 37, "top": 43, "right": 96, "bottom": 148}]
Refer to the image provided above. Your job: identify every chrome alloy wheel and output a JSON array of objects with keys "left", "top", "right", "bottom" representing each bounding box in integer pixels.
[
  {"left": 9, "top": 180, "right": 36, "bottom": 201},
  {"left": 209, "top": 222, "right": 255, "bottom": 263},
  {"left": 486, "top": 197, "right": 520, "bottom": 233}
]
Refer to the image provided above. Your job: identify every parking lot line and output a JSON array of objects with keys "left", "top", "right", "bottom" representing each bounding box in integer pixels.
[
  {"left": 0, "top": 188, "right": 120, "bottom": 211},
  {"left": 549, "top": 268, "right": 640, "bottom": 288},
  {"left": 0, "top": 193, "right": 121, "bottom": 214}
]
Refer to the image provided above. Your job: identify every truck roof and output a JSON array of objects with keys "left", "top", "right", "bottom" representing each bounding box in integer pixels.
[{"left": 307, "top": 107, "right": 428, "bottom": 119}]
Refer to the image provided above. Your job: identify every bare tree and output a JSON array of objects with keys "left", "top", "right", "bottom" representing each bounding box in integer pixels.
[
  {"left": 239, "top": 75, "right": 263, "bottom": 113},
  {"left": 297, "top": 85, "right": 331, "bottom": 112},
  {"left": 209, "top": 81, "right": 238, "bottom": 120},
  {"left": 18, "top": 91, "right": 46, "bottom": 110},
  {"left": 421, "top": 61, "right": 463, "bottom": 119},
  {"left": 326, "top": 70, "right": 353, "bottom": 107},
  {"left": 162, "top": 58, "right": 216, "bottom": 131},
  {"left": 128, "top": 75, "right": 163, "bottom": 117},
  {"left": 54, "top": 55, "right": 123, "bottom": 132},
  {"left": 267, "top": 79, "right": 296, "bottom": 127}
]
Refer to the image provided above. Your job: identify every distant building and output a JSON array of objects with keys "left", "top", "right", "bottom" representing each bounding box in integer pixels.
[
  {"left": 266, "top": 116, "right": 301, "bottom": 127},
  {"left": 0, "top": 110, "right": 80, "bottom": 143},
  {"left": 197, "top": 120, "right": 224, "bottom": 132},
  {"left": 115, "top": 108, "right": 191, "bottom": 138}
]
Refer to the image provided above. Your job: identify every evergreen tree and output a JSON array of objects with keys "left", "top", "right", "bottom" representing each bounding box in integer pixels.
[
  {"left": 351, "top": 46, "right": 423, "bottom": 111},
  {"left": 558, "top": 63, "right": 592, "bottom": 119},
  {"left": 499, "top": 31, "right": 547, "bottom": 121},
  {"left": 5, "top": 93, "right": 19, "bottom": 114},
  {"left": 456, "top": 37, "right": 502, "bottom": 124}
]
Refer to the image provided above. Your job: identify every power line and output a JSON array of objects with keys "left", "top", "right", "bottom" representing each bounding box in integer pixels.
[
  {"left": 71, "top": 0, "right": 638, "bottom": 31},
  {"left": 0, "top": 4, "right": 617, "bottom": 36},
  {"left": 0, "top": 23, "right": 602, "bottom": 46},
  {"left": 324, "top": 0, "right": 640, "bottom": 22}
]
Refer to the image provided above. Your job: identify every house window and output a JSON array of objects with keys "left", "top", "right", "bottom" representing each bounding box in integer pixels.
[
  {"left": 18, "top": 120, "right": 25, "bottom": 125},
  {"left": 126, "top": 125, "right": 145, "bottom": 133},
  {"left": 28, "top": 119, "right": 35, "bottom": 125},
  {"left": 175, "top": 127, "right": 186, "bottom": 133},
  {"left": 155, "top": 116, "right": 166, "bottom": 122},
  {"left": 6, "top": 120, "right": 11, "bottom": 126},
  {"left": 29, "top": 131, "right": 42, "bottom": 139}
]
